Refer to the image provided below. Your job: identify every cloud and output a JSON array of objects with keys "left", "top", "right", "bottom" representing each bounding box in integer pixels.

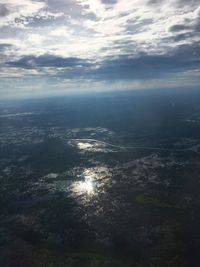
[
  {"left": 0, "top": 0, "right": 199, "bottom": 95},
  {"left": 0, "top": 43, "right": 12, "bottom": 52},
  {"left": 148, "top": 0, "right": 199, "bottom": 7},
  {"left": 45, "top": 0, "right": 97, "bottom": 21},
  {"left": 4, "top": 42, "right": 199, "bottom": 84},
  {"left": 0, "top": 4, "right": 10, "bottom": 17},
  {"left": 101, "top": 0, "right": 118, "bottom": 5},
  {"left": 89, "top": 42, "right": 200, "bottom": 80},
  {"left": 0, "top": 0, "right": 46, "bottom": 28},
  {"left": 7, "top": 55, "right": 91, "bottom": 69},
  {"left": 175, "top": 0, "right": 200, "bottom": 7}
]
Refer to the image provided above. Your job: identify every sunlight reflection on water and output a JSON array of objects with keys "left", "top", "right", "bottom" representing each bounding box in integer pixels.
[
  {"left": 77, "top": 178, "right": 94, "bottom": 195},
  {"left": 72, "top": 170, "right": 95, "bottom": 197},
  {"left": 71, "top": 167, "right": 111, "bottom": 200}
]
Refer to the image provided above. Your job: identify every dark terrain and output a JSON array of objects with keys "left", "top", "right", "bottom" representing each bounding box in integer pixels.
[{"left": 0, "top": 88, "right": 200, "bottom": 267}]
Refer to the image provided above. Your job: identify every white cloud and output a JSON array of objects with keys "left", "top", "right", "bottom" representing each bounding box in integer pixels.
[
  {"left": 0, "top": 0, "right": 46, "bottom": 27},
  {"left": 1, "top": 0, "right": 199, "bottom": 60},
  {"left": 0, "top": 0, "right": 199, "bottom": 94}
]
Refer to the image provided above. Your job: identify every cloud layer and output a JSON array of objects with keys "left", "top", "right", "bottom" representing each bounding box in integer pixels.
[{"left": 0, "top": 0, "right": 199, "bottom": 95}]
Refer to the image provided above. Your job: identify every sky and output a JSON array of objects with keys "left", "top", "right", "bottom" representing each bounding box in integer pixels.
[{"left": 0, "top": 0, "right": 199, "bottom": 96}]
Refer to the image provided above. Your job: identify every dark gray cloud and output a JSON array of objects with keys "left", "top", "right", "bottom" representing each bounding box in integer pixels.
[
  {"left": 96, "top": 43, "right": 200, "bottom": 79},
  {"left": 175, "top": 0, "right": 200, "bottom": 7},
  {"left": 173, "top": 32, "right": 196, "bottom": 42},
  {"left": 92, "top": 53, "right": 199, "bottom": 80},
  {"left": 101, "top": 0, "right": 118, "bottom": 5},
  {"left": 0, "top": 4, "right": 10, "bottom": 17},
  {"left": 147, "top": 0, "right": 163, "bottom": 5},
  {"left": 6, "top": 42, "right": 199, "bottom": 82},
  {"left": 92, "top": 43, "right": 200, "bottom": 80},
  {"left": 148, "top": 0, "right": 199, "bottom": 7},
  {"left": 0, "top": 43, "right": 12, "bottom": 52},
  {"left": 170, "top": 24, "right": 189, "bottom": 32},
  {"left": 170, "top": 16, "right": 200, "bottom": 33},
  {"left": 46, "top": 0, "right": 98, "bottom": 21},
  {"left": 0, "top": 44, "right": 12, "bottom": 62},
  {"left": 7, "top": 55, "right": 91, "bottom": 69},
  {"left": 125, "top": 18, "right": 153, "bottom": 34}
]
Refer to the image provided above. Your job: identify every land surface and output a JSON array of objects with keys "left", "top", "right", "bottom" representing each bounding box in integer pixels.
[{"left": 0, "top": 89, "right": 200, "bottom": 267}]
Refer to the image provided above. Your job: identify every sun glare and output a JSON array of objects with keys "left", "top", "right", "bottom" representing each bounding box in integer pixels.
[{"left": 79, "top": 179, "right": 94, "bottom": 195}]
